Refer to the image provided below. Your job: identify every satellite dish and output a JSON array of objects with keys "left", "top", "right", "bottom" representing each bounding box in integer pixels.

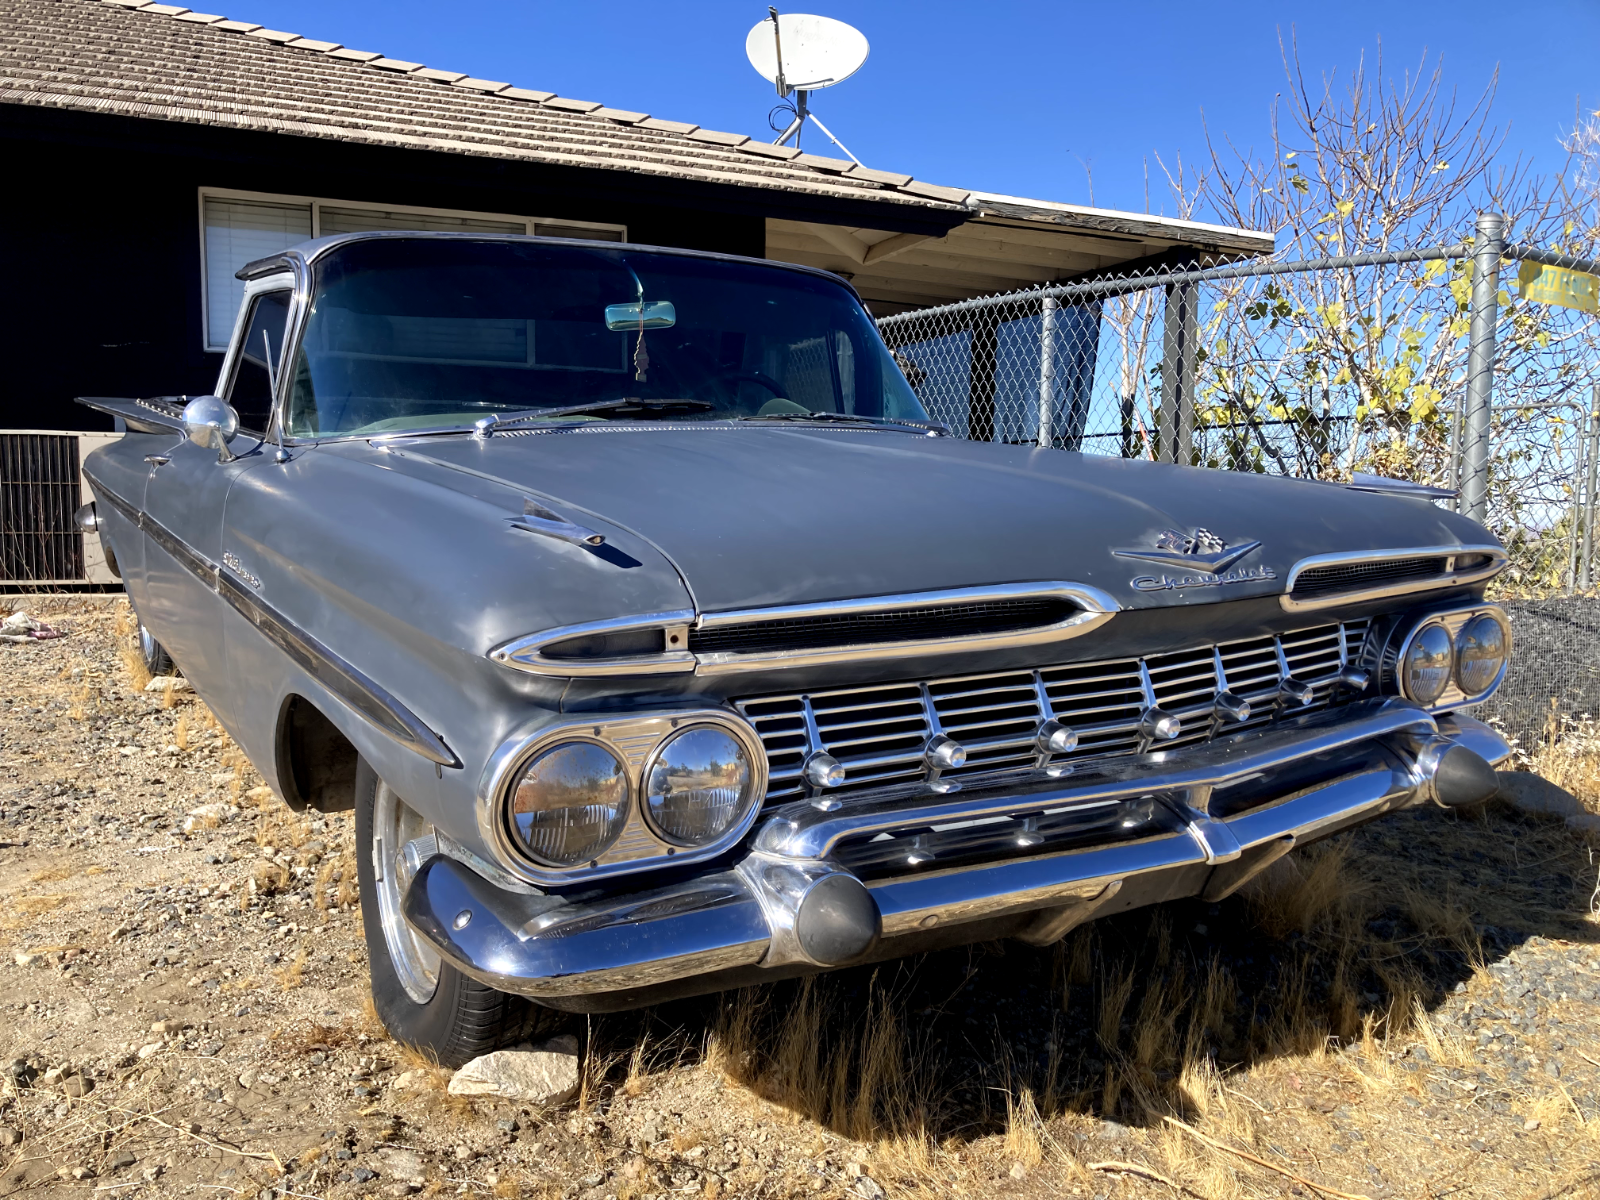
[
  {"left": 744, "top": 13, "right": 869, "bottom": 93},
  {"left": 745, "top": 10, "right": 867, "bottom": 162}
]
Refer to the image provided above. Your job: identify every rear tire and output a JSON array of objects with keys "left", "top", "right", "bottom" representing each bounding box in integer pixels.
[{"left": 354, "top": 757, "right": 549, "bottom": 1067}]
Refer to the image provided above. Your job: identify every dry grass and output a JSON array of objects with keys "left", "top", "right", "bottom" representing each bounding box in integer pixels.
[
  {"left": 275, "top": 945, "right": 308, "bottom": 990},
  {"left": 662, "top": 798, "right": 1587, "bottom": 1200},
  {"left": 1521, "top": 706, "right": 1600, "bottom": 813},
  {"left": 705, "top": 975, "right": 942, "bottom": 1182},
  {"left": 15, "top": 894, "right": 69, "bottom": 915}
]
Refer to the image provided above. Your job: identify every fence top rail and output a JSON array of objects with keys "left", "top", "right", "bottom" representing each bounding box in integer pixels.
[
  {"left": 876, "top": 242, "right": 1471, "bottom": 328},
  {"left": 1507, "top": 244, "right": 1600, "bottom": 278}
]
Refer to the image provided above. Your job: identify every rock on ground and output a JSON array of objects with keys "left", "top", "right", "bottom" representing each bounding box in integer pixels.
[
  {"left": 448, "top": 1036, "right": 581, "bottom": 1105},
  {"left": 1495, "top": 770, "right": 1585, "bottom": 818}
]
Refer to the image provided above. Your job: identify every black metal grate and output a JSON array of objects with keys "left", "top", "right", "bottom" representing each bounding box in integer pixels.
[
  {"left": 1291, "top": 556, "right": 1445, "bottom": 600},
  {"left": 1, "top": 435, "right": 84, "bottom": 582},
  {"left": 689, "top": 597, "right": 1077, "bottom": 655}
]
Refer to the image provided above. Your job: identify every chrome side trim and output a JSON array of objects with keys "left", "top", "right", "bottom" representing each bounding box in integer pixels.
[
  {"left": 215, "top": 571, "right": 458, "bottom": 767},
  {"left": 1280, "top": 544, "right": 1506, "bottom": 612},
  {"left": 476, "top": 707, "right": 769, "bottom": 887},
  {"left": 693, "top": 582, "right": 1119, "bottom": 675},
  {"left": 489, "top": 610, "right": 697, "bottom": 677},
  {"left": 83, "top": 468, "right": 457, "bottom": 768}
]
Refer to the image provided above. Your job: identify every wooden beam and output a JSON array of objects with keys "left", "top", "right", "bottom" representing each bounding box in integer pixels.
[
  {"left": 810, "top": 223, "right": 870, "bottom": 265},
  {"left": 863, "top": 231, "right": 936, "bottom": 266}
]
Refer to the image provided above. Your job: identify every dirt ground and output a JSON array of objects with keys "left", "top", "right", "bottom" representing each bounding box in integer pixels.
[{"left": 5, "top": 598, "right": 1600, "bottom": 1200}]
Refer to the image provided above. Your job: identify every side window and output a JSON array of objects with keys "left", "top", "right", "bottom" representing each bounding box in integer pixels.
[{"left": 229, "top": 291, "right": 291, "bottom": 433}]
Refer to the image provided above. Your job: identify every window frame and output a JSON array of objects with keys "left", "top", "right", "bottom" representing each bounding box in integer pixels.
[
  {"left": 214, "top": 274, "right": 297, "bottom": 433},
  {"left": 221, "top": 283, "right": 295, "bottom": 434},
  {"left": 197, "top": 187, "right": 628, "bottom": 353}
]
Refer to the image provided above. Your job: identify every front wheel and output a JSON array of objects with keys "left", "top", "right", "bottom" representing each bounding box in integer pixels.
[
  {"left": 128, "top": 599, "right": 173, "bottom": 677},
  {"left": 354, "top": 757, "right": 547, "bottom": 1066}
]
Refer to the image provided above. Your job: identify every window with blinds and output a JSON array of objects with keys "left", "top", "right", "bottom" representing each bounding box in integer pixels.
[
  {"left": 203, "top": 197, "right": 311, "bottom": 351},
  {"left": 200, "top": 191, "right": 627, "bottom": 351}
]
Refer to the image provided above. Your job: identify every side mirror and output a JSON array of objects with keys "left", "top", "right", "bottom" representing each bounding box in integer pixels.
[{"left": 182, "top": 395, "right": 240, "bottom": 463}]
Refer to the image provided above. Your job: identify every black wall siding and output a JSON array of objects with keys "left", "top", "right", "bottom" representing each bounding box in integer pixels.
[{"left": 2, "top": 104, "right": 940, "bottom": 432}]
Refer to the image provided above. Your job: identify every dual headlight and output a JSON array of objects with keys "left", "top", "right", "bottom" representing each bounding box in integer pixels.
[
  {"left": 1400, "top": 609, "right": 1509, "bottom": 706},
  {"left": 506, "top": 720, "right": 761, "bottom": 871}
]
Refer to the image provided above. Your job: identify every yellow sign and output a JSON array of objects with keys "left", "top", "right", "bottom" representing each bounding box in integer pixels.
[{"left": 1518, "top": 260, "right": 1599, "bottom": 313}]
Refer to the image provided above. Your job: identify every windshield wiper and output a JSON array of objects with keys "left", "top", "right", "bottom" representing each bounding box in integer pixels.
[
  {"left": 738, "top": 410, "right": 948, "bottom": 436},
  {"left": 468, "top": 398, "right": 716, "bottom": 436}
]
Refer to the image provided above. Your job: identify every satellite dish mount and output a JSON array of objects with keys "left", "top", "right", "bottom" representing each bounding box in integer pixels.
[{"left": 747, "top": 8, "right": 867, "bottom": 164}]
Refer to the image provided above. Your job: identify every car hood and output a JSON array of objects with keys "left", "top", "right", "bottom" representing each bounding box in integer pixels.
[{"left": 387, "top": 425, "right": 1496, "bottom": 616}]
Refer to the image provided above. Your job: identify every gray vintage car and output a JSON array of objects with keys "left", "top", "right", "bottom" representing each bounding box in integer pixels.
[{"left": 78, "top": 232, "right": 1512, "bottom": 1065}]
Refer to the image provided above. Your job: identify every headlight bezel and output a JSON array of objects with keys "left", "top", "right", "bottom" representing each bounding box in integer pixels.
[
  {"left": 479, "top": 708, "right": 768, "bottom": 886},
  {"left": 1388, "top": 602, "right": 1511, "bottom": 711}
]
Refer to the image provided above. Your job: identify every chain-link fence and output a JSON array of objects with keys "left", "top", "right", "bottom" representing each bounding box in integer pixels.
[
  {"left": 1476, "top": 599, "right": 1600, "bottom": 753},
  {"left": 875, "top": 229, "right": 1600, "bottom": 749},
  {"left": 876, "top": 231, "right": 1600, "bottom": 590}
]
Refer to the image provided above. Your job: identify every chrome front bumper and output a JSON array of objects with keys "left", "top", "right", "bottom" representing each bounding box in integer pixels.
[{"left": 401, "top": 700, "right": 1510, "bottom": 1006}]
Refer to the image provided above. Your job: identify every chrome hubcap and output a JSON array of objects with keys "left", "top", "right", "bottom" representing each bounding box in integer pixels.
[
  {"left": 372, "top": 781, "right": 442, "bottom": 1004},
  {"left": 138, "top": 624, "right": 157, "bottom": 664}
]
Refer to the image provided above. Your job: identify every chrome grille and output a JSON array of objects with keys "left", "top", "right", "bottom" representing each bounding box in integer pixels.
[{"left": 738, "top": 619, "right": 1370, "bottom": 804}]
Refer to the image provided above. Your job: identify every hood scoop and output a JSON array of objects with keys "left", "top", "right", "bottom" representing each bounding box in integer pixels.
[{"left": 508, "top": 498, "right": 606, "bottom": 548}]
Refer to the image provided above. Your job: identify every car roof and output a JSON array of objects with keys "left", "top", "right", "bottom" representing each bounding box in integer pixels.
[{"left": 237, "top": 230, "right": 863, "bottom": 302}]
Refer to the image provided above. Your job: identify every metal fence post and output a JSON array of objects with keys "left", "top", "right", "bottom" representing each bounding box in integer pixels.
[
  {"left": 1568, "top": 438, "right": 1584, "bottom": 593},
  {"left": 1462, "top": 212, "right": 1503, "bottom": 523},
  {"left": 969, "top": 316, "right": 997, "bottom": 444},
  {"left": 1584, "top": 389, "right": 1600, "bottom": 590},
  {"left": 1161, "top": 280, "right": 1198, "bottom": 465},
  {"left": 1037, "top": 297, "right": 1058, "bottom": 448}
]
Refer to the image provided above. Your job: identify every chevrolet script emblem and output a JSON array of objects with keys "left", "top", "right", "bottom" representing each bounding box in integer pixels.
[{"left": 1114, "top": 528, "right": 1274, "bottom": 592}]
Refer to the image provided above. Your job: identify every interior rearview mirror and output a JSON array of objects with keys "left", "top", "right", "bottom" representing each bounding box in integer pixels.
[
  {"left": 604, "top": 300, "right": 676, "bottom": 331},
  {"left": 182, "top": 395, "right": 241, "bottom": 463}
]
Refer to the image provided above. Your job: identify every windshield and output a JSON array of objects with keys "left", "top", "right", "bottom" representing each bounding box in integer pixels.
[{"left": 284, "top": 238, "right": 929, "bottom": 436}]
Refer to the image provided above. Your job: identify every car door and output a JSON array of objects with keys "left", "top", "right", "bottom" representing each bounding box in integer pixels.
[{"left": 139, "top": 286, "right": 290, "bottom": 725}]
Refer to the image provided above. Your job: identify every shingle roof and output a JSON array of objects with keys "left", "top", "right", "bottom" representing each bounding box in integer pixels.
[{"left": 0, "top": 0, "right": 973, "bottom": 212}]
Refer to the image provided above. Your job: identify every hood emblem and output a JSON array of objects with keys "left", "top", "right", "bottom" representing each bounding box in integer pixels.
[
  {"left": 1115, "top": 528, "right": 1275, "bottom": 593},
  {"left": 1114, "top": 528, "right": 1262, "bottom": 574}
]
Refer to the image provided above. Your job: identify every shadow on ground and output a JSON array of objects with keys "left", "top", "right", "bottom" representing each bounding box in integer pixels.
[{"left": 584, "top": 798, "right": 1600, "bottom": 1148}]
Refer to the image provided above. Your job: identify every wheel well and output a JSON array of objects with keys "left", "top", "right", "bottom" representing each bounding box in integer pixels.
[{"left": 276, "top": 695, "right": 359, "bottom": 812}]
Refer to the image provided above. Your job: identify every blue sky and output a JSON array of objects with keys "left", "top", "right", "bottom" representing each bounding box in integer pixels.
[{"left": 249, "top": 1, "right": 1596, "bottom": 218}]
